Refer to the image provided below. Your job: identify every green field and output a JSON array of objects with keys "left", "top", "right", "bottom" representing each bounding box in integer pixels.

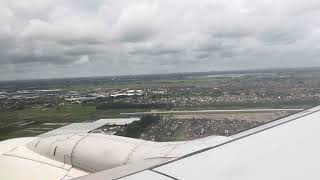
[
  {"left": 0, "top": 105, "right": 148, "bottom": 140},
  {"left": 0, "top": 105, "right": 96, "bottom": 122}
]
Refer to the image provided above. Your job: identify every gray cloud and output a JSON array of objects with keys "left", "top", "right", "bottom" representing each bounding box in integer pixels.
[{"left": 1, "top": 0, "right": 320, "bottom": 80}]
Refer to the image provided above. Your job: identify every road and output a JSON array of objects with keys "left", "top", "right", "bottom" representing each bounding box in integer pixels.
[{"left": 120, "top": 108, "right": 304, "bottom": 115}]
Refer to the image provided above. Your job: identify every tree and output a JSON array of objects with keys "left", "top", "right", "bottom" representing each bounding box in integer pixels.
[{"left": 117, "top": 114, "right": 160, "bottom": 138}]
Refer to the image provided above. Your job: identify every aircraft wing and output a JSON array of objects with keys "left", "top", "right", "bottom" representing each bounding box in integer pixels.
[
  {"left": 75, "top": 105, "right": 320, "bottom": 180},
  {"left": 39, "top": 118, "right": 140, "bottom": 138}
]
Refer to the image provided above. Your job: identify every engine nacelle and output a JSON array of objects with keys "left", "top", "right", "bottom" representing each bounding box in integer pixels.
[{"left": 27, "top": 133, "right": 182, "bottom": 172}]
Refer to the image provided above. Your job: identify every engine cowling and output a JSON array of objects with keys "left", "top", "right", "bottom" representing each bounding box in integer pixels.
[{"left": 27, "top": 133, "right": 182, "bottom": 172}]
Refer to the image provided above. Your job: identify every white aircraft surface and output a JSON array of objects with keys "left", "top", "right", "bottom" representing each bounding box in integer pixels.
[{"left": 1, "top": 106, "right": 319, "bottom": 179}]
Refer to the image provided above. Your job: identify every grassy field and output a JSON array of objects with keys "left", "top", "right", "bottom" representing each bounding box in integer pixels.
[
  {"left": 0, "top": 105, "right": 150, "bottom": 140},
  {"left": 0, "top": 105, "right": 93, "bottom": 140},
  {"left": 0, "top": 105, "right": 96, "bottom": 122}
]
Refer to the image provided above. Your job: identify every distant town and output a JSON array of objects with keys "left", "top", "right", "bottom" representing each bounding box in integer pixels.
[{"left": 0, "top": 67, "right": 319, "bottom": 140}]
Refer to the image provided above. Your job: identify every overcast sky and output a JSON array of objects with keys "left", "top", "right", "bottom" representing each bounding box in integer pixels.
[{"left": 1, "top": 0, "right": 320, "bottom": 80}]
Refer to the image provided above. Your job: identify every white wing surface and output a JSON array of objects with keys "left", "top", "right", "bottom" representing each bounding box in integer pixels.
[{"left": 39, "top": 118, "right": 140, "bottom": 137}]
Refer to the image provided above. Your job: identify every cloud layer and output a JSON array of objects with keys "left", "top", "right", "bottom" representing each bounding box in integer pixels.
[{"left": 1, "top": 0, "right": 320, "bottom": 80}]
